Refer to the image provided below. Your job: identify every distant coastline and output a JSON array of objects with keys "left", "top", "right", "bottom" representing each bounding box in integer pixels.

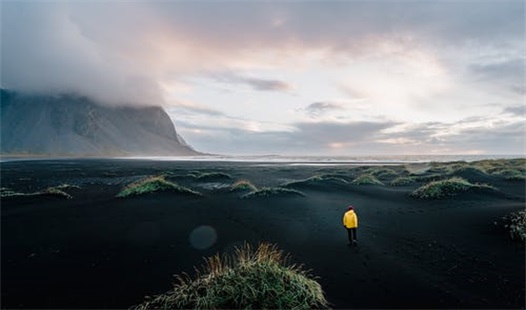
[{"left": 1, "top": 154, "right": 523, "bottom": 164}]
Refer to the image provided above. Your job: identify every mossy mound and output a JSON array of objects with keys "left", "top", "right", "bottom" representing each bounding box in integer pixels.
[
  {"left": 242, "top": 187, "right": 305, "bottom": 199},
  {"left": 189, "top": 172, "right": 233, "bottom": 181},
  {"left": 492, "top": 169, "right": 526, "bottom": 181},
  {"left": 117, "top": 176, "right": 200, "bottom": 198},
  {"left": 132, "top": 243, "right": 329, "bottom": 309},
  {"left": 39, "top": 187, "right": 74, "bottom": 199},
  {"left": 448, "top": 166, "right": 487, "bottom": 175},
  {"left": 363, "top": 167, "right": 399, "bottom": 178},
  {"left": 351, "top": 174, "right": 384, "bottom": 186},
  {"left": 1, "top": 186, "right": 74, "bottom": 199},
  {"left": 410, "top": 177, "right": 496, "bottom": 199},
  {"left": 390, "top": 176, "right": 417, "bottom": 186},
  {"left": 472, "top": 158, "right": 526, "bottom": 174},
  {"left": 283, "top": 175, "right": 348, "bottom": 188},
  {"left": 1, "top": 187, "right": 22, "bottom": 198},
  {"left": 230, "top": 179, "right": 258, "bottom": 193}
]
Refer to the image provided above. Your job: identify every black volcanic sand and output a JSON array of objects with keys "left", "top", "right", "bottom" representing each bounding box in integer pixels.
[{"left": 1, "top": 159, "right": 524, "bottom": 309}]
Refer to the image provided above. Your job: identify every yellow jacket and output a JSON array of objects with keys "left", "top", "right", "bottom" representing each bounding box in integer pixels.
[{"left": 343, "top": 210, "right": 358, "bottom": 228}]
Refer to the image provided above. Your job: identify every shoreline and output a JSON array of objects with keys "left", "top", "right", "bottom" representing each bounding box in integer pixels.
[{"left": 1, "top": 154, "right": 524, "bottom": 165}]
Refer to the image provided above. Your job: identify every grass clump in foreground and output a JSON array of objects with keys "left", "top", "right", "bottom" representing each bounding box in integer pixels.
[
  {"left": 503, "top": 210, "right": 526, "bottom": 242},
  {"left": 410, "top": 177, "right": 496, "bottom": 199},
  {"left": 117, "top": 176, "right": 200, "bottom": 198},
  {"left": 351, "top": 174, "right": 384, "bottom": 186},
  {"left": 131, "top": 243, "right": 329, "bottom": 310}
]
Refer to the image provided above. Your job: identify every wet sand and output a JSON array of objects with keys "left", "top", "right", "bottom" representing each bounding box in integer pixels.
[{"left": 1, "top": 159, "right": 524, "bottom": 309}]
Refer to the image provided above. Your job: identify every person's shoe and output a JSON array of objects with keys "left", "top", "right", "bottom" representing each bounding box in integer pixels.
[{"left": 352, "top": 240, "right": 357, "bottom": 246}]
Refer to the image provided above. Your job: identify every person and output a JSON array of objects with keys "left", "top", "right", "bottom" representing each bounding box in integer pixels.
[{"left": 343, "top": 206, "right": 358, "bottom": 246}]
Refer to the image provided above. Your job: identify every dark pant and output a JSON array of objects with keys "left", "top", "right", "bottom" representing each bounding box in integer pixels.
[{"left": 347, "top": 228, "right": 357, "bottom": 243}]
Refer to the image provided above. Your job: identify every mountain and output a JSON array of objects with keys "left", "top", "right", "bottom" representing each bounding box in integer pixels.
[{"left": 0, "top": 89, "right": 200, "bottom": 156}]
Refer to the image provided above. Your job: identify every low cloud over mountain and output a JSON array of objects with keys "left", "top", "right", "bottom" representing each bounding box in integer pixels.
[{"left": 0, "top": 90, "right": 199, "bottom": 156}]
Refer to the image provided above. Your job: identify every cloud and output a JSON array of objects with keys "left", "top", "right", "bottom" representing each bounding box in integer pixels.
[
  {"left": 503, "top": 105, "right": 525, "bottom": 117},
  {"left": 1, "top": 2, "right": 165, "bottom": 106},
  {"left": 470, "top": 58, "right": 524, "bottom": 83},
  {"left": 207, "top": 72, "right": 293, "bottom": 92},
  {"left": 175, "top": 109, "right": 525, "bottom": 155},
  {"left": 2, "top": 1, "right": 523, "bottom": 107},
  {"left": 377, "top": 115, "right": 525, "bottom": 154},
  {"left": 2, "top": 1, "right": 523, "bottom": 155},
  {"left": 175, "top": 118, "right": 398, "bottom": 155},
  {"left": 166, "top": 100, "right": 225, "bottom": 117},
  {"left": 304, "top": 102, "right": 345, "bottom": 117},
  {"left": 241, "top": 78, "right": 292, "bottom": 92}
]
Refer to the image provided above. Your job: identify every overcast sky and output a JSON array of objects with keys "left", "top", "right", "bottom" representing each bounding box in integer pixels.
[{"left": 1, "top": 0, "right": 524, "bottom": 156}]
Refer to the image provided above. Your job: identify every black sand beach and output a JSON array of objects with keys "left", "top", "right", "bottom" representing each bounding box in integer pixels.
[{"left": 1, "top": 159, "right": 524, "bottom": 309}]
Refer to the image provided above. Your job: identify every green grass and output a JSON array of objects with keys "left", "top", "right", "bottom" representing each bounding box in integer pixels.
[
  {"left": 189, "top": 171, "right": 233, "bottom": 180},
  {"left": 0, "top": 187, "right": 22, "bottom": 198},
  {"left": 405, "top": 164, "right": 432, "bottom": 175},
  {"left": 390, "top": 176, "right": 417, "bottom": 186},
  {"left": 242, "top": 187, "right": 305, "bottom": 199},
  {"left": 131, "top": 243, "right": 329, "bottom": 309},
  {"left": 55, "top": 184, "right": 81, "bottom": 190},
  {"left": 230, "top": 180, "right": 305, "bottom": 198},
  {"left": 351, "top": 174, "right": 384, "bottom": 186},
  {"left": 283, "top": 174, "right": 348, "bottom": 188},
  {"left": 363, "top": 167, "right": 398, "bottom": 178},
  {"left": 492, "top": 169, "right": 526, "bottom": 181},
  {"left": 503, "top": 210, "right": 526, "bottom": 242},
  {"left": 116, "top": 176, "right": 201, "bottom": 198},
  {"left": 230, "top": 179, "right": 258, "bottom": 192},
  {"left": 410, "top": 177, "right": 496, "bottom": 199},
  {"left": 472, "top": 158, "right": 526, "bottom": 174},
  {"left": 0, "top": 186, "right": 73, "bottom": 199},
  {"left": 40, "top": 187, "right": 74, "bottom": 199},
  {"left": 448, "top": 165, "right": 487, "bottom": 175}
]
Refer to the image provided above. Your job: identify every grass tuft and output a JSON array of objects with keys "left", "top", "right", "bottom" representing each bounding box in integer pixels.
[
  {"left": 116, "top": 176, "right": 200, "bottom": 198},
  {"left": 242, "top": 187, "right": 305, "bottom": 199},
  {"left": 448, "top": 165, "right": 487, "bottom": 175},
  {"left": 0, "top": 187, "right": 22, "bottom": 198},
  {"left": 351, "top": 174, "right": 384, "bottom": 186},
  {"left": 390, "top": 176, "right": 417, "bottom": 186},
  {"left": 410, "top": 177, "right": 496, "bottom": 199},
  {"left": 55, "top": 184, "right": 81, "bottom": 190},
  {"left": 283, "top": 174, "right": 348, "bottom": 188},
  {"left": 230, "top": 179, "right": 258, "bottom": 192},
  {"left": 492, "top": 169, "right": 526, "bottom": 181},
  {"left": 1, "top": 186, "right": 73, "bottom": 199},
  {"left": 131, "top": 242, "right": 329, "bottom": 310},
  {"left": 502, "top": 210, "right": 526, "bottom": 242},
  {"left": 39, "top": 187, "right": 73, "bottom": 199},
  {"left": 363, "top": 167, "right": 399, "bottom": 178},
  {"left": 189, "top": 172, "right": 233, "bottom": 181}
]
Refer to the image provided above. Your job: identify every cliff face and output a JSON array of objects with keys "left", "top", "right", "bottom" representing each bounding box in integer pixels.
[{"left": 0, "top": 90, "right": 200, "bottom": 156}]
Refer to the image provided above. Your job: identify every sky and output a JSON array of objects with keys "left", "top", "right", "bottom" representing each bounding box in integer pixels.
[{"left": 1, "top": 0, "right": 524, "bottom": 156}]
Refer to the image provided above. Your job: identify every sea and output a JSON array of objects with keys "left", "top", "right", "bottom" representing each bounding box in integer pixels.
[
  {"left": 0, "top": 154, "right": 523, "bottom": 165},
  {"left": 118, "top": 154, "right": 523, "bottom": 166}
]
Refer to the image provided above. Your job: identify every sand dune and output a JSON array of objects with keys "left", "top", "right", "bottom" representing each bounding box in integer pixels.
[{"left": 1, "top": 159, "right": 524, "bottom": 309}]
